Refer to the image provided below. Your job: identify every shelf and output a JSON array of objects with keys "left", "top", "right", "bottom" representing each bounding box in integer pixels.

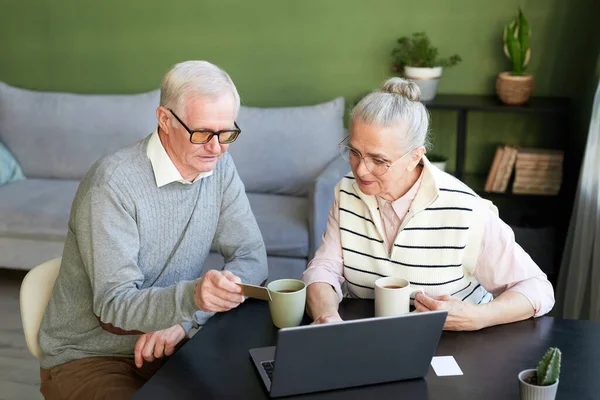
[
  {"left": 426, "top": 94, "right": 571, "bottom": 180},
  {"left": 423, "top": 94, "right": 570, "bottom": 114},
  {"left": 462, "top": 173, "right": 562, "bottom": 200},
  {"left": 427, "top": 94, "right": 572, "bottom": 282}
]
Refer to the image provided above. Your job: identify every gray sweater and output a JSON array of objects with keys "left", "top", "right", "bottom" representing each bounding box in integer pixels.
[{"left": 38, "top": 136, "right": 268, "bottom": 369}]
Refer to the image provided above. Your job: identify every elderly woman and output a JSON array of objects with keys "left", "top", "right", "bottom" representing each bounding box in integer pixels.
[{"left": 302, "top": 78, "right": 555, "bottom": 331}]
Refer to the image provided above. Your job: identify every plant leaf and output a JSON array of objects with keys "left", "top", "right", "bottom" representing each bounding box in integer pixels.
[
  {"left": 523, "top": 48, "right": 531, "bottom": 68},
  {"left": 518, "top": 8, "right": 531, "bottom": 71},
  {"left": 505, "top": 21, "right": 522, "bottom": 75},
  {"left": 503, "top": 26, "right": 511, "bottom": 59}
]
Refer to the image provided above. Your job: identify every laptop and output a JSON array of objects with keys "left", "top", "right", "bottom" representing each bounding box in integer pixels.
[{"left": 249, "top": 310, "right": 447, "bottom": 397}]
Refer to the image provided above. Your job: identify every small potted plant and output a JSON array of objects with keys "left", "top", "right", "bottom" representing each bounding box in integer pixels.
[
  {"left": 496, "top": 8, "right": 533, "bottom": 105},
  {"left": 426, "top": 153, "right": 448, "bottom": 171},
  {"left": 391, "top": 32, "right": 462, "bottom": 102},
  {"left": 518, "top": 347, "right": 561, "bottom": 400}
]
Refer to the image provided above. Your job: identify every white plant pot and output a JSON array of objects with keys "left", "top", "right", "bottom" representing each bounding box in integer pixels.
[
  {"left": 518, "top": 369, "right": 559, "bottom": 400},
  {"left": 430, "top": 161, "right": 447, "bottom": 171},
  {"left": 404, "top": 66, "right": 443, "bottom": 102},
  {"left": 404, "top": 66, "right": 443, "bottom": 79}
]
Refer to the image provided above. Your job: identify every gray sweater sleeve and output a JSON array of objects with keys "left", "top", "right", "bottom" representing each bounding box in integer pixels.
[
  {"left": 214, "top": 156, "right": 268, "bottom": 282},
  {"left": 75, "top": 184, "right": 198, "bottom": 334},
  {"left": 192, "top": 156, "right": 268, "bottom": 326}
]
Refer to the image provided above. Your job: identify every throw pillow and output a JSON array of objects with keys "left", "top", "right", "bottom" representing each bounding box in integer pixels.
[{"left": 0, "top": 141, "right": 25, "bottom": 185}]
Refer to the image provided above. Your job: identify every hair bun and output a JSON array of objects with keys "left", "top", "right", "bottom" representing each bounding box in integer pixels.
[{"left": 381, "top": 77, "right": 421, "bottom": 102}]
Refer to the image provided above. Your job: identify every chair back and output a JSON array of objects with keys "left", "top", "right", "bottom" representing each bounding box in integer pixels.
[{"left": 20, "top": 258, "right": 61, "bottom": 359}]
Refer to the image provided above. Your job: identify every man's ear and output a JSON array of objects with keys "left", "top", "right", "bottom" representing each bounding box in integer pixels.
[{"left": 156, "top": 106, "right": 171, "bottom": 134}]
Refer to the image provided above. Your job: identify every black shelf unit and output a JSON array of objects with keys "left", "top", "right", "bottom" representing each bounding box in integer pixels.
[
  {"left": 424, "top": 94, "right": 571, "bottom": 181},
  {"left": 423, "top": 94, "right": 572, "bottom": 285}
]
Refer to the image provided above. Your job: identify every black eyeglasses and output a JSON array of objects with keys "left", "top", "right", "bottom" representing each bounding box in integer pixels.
[{"left": 168, "top": 108, "right": 241, "bottom": 144}]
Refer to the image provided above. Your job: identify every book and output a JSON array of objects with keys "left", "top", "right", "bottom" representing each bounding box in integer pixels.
[
  {"left": 484, "top": 146, "right": 505, "bottom": 192},
  {"left": 511, "top": 147, "right": 563, "bottom": 196},
  {"left": 492, "top": 146, "right": 512, "bottom": 192},
  {"left": 515, "top": 168, "right": 563, "bottom": 177},
  {"left": 515, "top": 169, "right": 562, "bottom": 178},
  {"left": 516, "top": 148, "right": 564, "bottom": 162},
  {"left": 516, "top": 159, "right": 563, "bottom": 170},
  {"left": 497, "top": 146, "right": 518, "bottom": 193},
  {"left": 513, "top": 185, "right": 561, "bottom": 195},
  {"left": 514, "top": 173, "right": 563, "bottom": 183}
]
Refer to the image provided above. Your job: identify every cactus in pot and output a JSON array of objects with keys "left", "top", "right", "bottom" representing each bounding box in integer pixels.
[
  {"left": 536, "top": 347, "right": 561, "bottom": 386},
  {"left": 496, "top": 8, "right": 534, "bottom": 105},
  {"left": 518, "top": 347, "right": 561, "bottom": 400}
]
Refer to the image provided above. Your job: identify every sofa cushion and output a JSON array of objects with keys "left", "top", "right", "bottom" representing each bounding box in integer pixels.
[
  {"left": 0, "top": 82, "right": 159, "bottom": 180},
  {"left": 246, "top": 193, "right": 309, "bottom": 258},
  {"left": 0, "top": 179, "right": 79, "bottom": 240},
  {"left": 230, "top": 97, "right": 345, "bottom": 196},
  {"left": 0, "top": 179, "right": 309, "bottom": 259}
]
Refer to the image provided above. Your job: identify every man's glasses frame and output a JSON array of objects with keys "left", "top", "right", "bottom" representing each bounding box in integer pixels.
[{"left": 168, "top": 108, "right": 241, "bottom": 144}]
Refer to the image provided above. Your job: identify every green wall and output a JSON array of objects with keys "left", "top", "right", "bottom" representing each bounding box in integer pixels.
[{"left": 1, "top": 0, "right": 598, "bottom": 176}]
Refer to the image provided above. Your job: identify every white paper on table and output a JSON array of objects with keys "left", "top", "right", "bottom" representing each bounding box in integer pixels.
[{"left": 431, "top": 356, "right": 464, "bottom": 376}]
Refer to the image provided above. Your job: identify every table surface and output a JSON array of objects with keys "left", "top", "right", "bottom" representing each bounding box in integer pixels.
[{"left": 134, "top": 299, "right": 600, "bottom": 400}]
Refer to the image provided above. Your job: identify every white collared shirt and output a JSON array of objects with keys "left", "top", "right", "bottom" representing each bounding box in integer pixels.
[{"left": 146, "top": 128, "right": 213, "bottom": 188}]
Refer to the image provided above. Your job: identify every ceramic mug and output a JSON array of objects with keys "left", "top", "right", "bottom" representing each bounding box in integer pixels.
[
  {"left": 266, "top": 279, "right": 307, "bottom": 328},
  {"left": 374, "top": 277, "right": 424, "bottom": 317}
]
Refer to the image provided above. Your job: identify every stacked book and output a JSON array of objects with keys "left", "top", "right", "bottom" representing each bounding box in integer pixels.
[
  {"left": 484, "top": 145, "right": 518, "bottom": 193},
  {"left": 512, "top": 148, "right": 563, "bottom": 195},
  {"left": 484, "top": 146, "right": 563, "bottom": 195}
]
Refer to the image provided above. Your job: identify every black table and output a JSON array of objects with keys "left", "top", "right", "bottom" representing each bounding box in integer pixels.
[{"left": 134, "top": 300, "right": 600, "bottom": 399}]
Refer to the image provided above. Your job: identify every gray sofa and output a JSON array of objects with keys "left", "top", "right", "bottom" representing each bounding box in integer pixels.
[{"left": 0, "top": 82, "right": 350, "bottom": 281}]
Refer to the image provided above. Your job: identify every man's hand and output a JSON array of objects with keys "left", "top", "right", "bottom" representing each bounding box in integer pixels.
[
  {"left": 194, "top": 270, "right": 245, "bottom": 312},
  {"left": 311, "top": 311, "right": 343, "bottom": 325},
  {"left": 134, "top": 324, "right": 186, "bottom": 368},
  {"left": 414, "top": 293, "right": 484, "bottom": 331}
]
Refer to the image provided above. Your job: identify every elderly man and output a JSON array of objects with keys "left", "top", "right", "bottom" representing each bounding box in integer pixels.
[{"left": 37, "top": 61, "right": 267, "bottom": 399}]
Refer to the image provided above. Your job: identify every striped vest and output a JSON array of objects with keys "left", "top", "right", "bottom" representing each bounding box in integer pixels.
[{"left": 338, "top": 159, "right": 496, "bottom": 305}]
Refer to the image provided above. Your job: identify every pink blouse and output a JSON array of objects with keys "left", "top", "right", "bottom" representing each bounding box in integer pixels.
[{"left": 302, "top": 173, "right": 555, "bottom": 317}]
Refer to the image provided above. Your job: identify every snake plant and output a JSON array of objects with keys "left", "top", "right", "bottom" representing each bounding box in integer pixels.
[{"left": 503, "top": 8, "right": 531, "bottom": 76}]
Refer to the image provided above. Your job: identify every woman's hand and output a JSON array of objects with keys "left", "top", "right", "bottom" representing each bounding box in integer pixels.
[
  {"left": 414, "top": 293, "right": 484, "bottom": 331},
  {"left": 311, "top": 311, "right": 343, "bottom": 325}
]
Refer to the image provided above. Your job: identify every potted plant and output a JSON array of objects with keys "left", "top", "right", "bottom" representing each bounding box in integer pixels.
[
  {"left": 496, "top": 8, "right": 533, "bottom": 105},
  {"left": 518, "top": 347, "right": 561, "bottom": 400},
  {"left": 426, "top": 153, "right": 448, "bottom": 171},
  {"left": 391, "top": 32, "right": 462, "bottom": 102}
]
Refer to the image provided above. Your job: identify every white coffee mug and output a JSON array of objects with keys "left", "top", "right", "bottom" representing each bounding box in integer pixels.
[{"left": 374, "top": 277, "right": 424, "bottom": 317}]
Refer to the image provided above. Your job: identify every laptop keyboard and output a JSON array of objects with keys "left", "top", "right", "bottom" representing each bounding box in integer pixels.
[{"left": 261, "top": 361, "right": 275, "bottom": 382}]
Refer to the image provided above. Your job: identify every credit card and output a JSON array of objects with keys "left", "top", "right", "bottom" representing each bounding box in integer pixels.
[{"left": 237, "top": 282, "right": 272, "bottom": 301}]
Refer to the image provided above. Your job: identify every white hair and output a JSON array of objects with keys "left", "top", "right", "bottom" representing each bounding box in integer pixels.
[
  {"left": 160, "top": 60, "right": 240, "bottom": 119},
  {"left": 351, "top": 77, "right": 431, "bottom": 151}
]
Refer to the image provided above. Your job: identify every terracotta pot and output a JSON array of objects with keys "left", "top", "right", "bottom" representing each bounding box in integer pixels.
[{"left": 496, "top": 72, "right": 534, "bottom": 105}]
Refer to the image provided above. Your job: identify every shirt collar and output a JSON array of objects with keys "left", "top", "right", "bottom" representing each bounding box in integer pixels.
[{"left": 146, "top": 128, "right": 212, "bottom": 188}]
